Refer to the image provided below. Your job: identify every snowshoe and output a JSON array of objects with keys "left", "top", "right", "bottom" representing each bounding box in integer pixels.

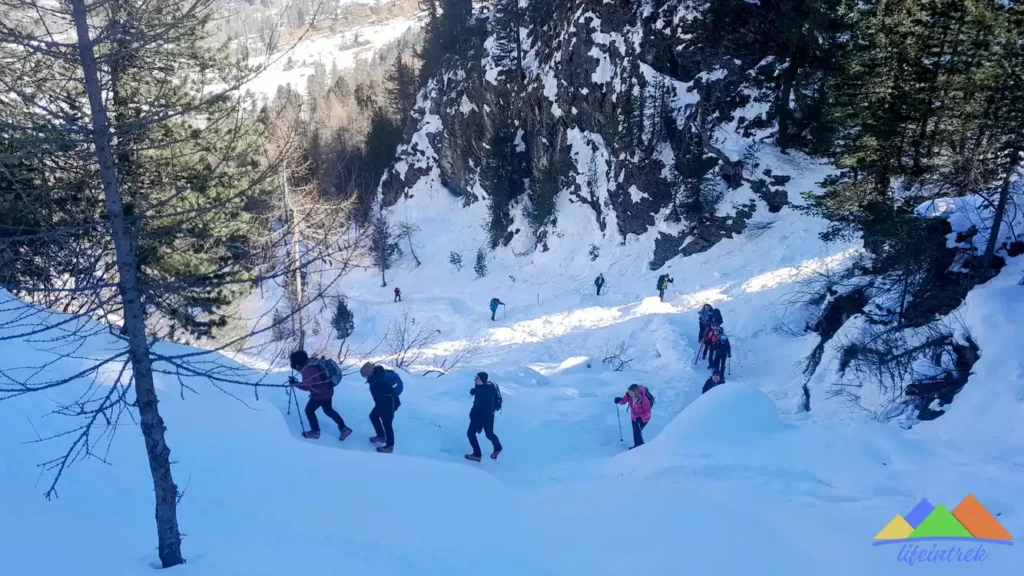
[
  {"left": 302, "top": 430, "right": 320, "bottom": 439},
  {"left": 465, "top": 454, "right": 482, "bottom": 462},
  {"left": 369, "top": 436, "right": 385, "bottom": 444},
  {"left": 339, "top": 427, "right": 353, "bottom": 441},
  {"left": 376, "top": 446, "right": 394, "bottom": 454},
  {"left": 490, "top": 449, "right": 501, "bottom": 460}
]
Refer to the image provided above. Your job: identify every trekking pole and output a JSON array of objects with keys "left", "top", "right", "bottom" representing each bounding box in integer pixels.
[
  {"left": 728, "top": 357, "right": 732, "bottom": 376},
  {"left": 503, "top": 304, "right": 506, "bottom": 319},
  {"left": 694, "top": 342, "right": 703, "bottom": 365},
  {"left": 288, "top": 370, "right": 306, "bottom": 431},
  {"left": 616, "top": 404, "right": 623, "bottom": 442}
]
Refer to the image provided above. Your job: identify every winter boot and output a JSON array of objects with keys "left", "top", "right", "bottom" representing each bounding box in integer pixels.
[
  {"left": 465, "top": 454, "right": 482, "bottom": 462},
  {"left": 376, "top": 446, "right": 394, "bottom": 454},
  {"left": 302, "top": 430, "right": 320, "bottom": 439},
  {"left": 339, "top": 427, "right": 353, "bottom": 441},
  {"left": 370, "top": 436, "right": 385, "bottom": 444},
  {"left": 490, "top": 449, "right": 502, "bottom": 460}
]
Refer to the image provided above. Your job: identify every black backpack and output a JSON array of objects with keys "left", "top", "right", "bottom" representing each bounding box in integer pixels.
[
  {"left": 656, "top": 275, "right": 666, "bottom": 290},
  {"left": 645, "top": 388, "right": 655, "bottom": 408},
  {"left": 492, "top": 382, "right": 503, "bottom": 413}
]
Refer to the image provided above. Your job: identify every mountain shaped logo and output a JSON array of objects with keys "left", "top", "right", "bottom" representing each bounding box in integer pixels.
[{"left": 874, "top": 494, "right": 1013, "bottom": 545}]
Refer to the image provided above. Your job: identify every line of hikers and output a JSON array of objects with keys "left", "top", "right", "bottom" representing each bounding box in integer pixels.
[
  {"left": 288, "top": 350, "right": 504, "bottom": 461},
  {"left": 289, "top": 300, "right": 731, "bottom": 456}
]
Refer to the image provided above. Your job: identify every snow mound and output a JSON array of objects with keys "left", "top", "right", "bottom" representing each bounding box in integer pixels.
[{"left": 661, "top": 384, "right": 786, "bottom": 447}]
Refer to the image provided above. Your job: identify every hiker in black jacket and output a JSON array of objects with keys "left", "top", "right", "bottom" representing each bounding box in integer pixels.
[
  {"left": 702, "top": 370, "right": 724, "bottom": 394},
  {"left": 465, "top": 372, "right": 503, "bottom": 462},
  {"left": 361, "top": 362, "right": 401, "bottom": 453},
  {"left": 595, "top": 273, "right": 605, "bottom": 295},
  {"left": 711, "top": 307, "right": 724, "bottom": 327},
  {"left": 712, "top": 331, "right": 731, "bottom": 375}
]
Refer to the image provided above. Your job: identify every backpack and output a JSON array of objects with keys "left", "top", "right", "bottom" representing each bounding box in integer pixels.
[
  {"left": 656, "top": 275, "right": 666, "bottom": 290},
  {"left": 711, "top": 308, "right": 723, "bottom": 325},
  {"left": 309, "top": 358, "right": 343, "bottom": 388},
  {"left": 645, "top": 388, "right": 656, "bottom": 408},
  {"left": 491, "top": 382, "right": 502, "bottom": 413},
  {"left": 382, "top": 369, "right": 404, "bottom": 396}
]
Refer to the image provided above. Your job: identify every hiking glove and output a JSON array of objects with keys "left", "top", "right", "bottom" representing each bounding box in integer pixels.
[{"left": 614, "top": 397, "right": 621, "bottom": 403}]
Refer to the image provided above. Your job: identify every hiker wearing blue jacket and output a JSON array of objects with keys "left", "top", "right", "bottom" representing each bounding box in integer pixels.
[
  {"left": 361, "top": 362, "right": 402, "bottom": 453},
  {"left": 489, "top": 297, "right": 504, "bottom": 321}
]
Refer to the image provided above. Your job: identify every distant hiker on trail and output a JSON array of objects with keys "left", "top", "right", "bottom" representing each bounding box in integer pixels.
[
  {"left": 702, "top": 370, "right": 724, "bottom": 394},
  {"left": 615, "top": 384, "right": 653, "bottom": 449},
  {"left": 489, "top": 297, "right": 505, "bottom": 321},
  {"left": 394, "top": 287, "right": 402, "bottom": 302},
  {"left": 698, "top": 303, "right": 714, "bottom": 342},
  {"left": 656, "top": 274, "right": 673, "bottom": 302},
  {"left": 712, "top": 329, "right": 731, "bottom": 375},
  {"left": 289, "top": 350, "right": 352, "bottom": 441},
  {"left": 360, "top": 362, "right": 403, "bottom": 453},
  {"left": 595, "top": 273, "right": 605, "bottom": 296},
  {"left": 465, "top": 372, "right": 503, "bottom": 462}
]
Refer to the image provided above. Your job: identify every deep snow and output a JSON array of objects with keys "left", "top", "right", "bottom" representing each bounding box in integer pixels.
[{"left": 2, "top": 150, "right": 1022, "bottom": 574}]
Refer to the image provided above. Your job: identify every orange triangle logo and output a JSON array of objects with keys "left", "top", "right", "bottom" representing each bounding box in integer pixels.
[{"left": 952, "top": 494, "right": 1013, "bottom": 540}]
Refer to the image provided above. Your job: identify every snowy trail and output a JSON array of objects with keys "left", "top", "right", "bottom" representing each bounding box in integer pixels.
[{"left": 4, "top": 146, "right": 1023, "bottom": 574}]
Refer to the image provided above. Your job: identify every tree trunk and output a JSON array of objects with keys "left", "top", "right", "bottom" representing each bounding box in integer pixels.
[
  {"left": 283, "top": 171, "right": 306, "bottom": 350},
  {"left": 777, "top": 54, "right": 799, "bottom": 152},
  {"left": 983, "top": 150, "right": 1020, "bottom": 269},
  {"left": 70, "top": 0, "right": 183, "bottom": 567}
]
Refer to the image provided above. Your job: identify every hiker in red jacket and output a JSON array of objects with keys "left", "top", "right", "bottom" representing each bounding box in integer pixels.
[
  {"left": 289, "top": 350, "right": 352, "bottom": 440},
  {"left": 615, "top": 384, "right": 653, "bottom": 449},
  {"left": 394, "top": 287, "right": 402, "bottom": 302}
]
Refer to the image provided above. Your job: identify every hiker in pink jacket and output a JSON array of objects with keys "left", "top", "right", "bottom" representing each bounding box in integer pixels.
[{"left": 615, "top": 384, "right": 652, "bottom": 449}]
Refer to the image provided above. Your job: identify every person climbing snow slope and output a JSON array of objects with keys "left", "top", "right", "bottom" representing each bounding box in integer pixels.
[
  {"left": 698, "top": 303, "right": 715, "bottom": 342},
  {"left": 702, "top": 370, "right": 724, "bottom": 394},
  {"left": 656, "top": 274, "right": 673, "bottom": 302},
  {"left": 615, "top": 384, "right": 653, "bottom": 449},
  {"left": 465, "top": 372, "right": 503, "bottom": 462},
  {"left": 361, "top": 362, "right": 402, "bottom": 453},
  {"left": 489, "top": 297, "right": 504, "bottom": 321},
  {"left": 712, "top": 329, "right": 731, "bottom": 375},
  {"left": 702, "top": 326, "right": 721, "bottom": 367},
  {"left": 289, "top": 350, "right": 352, "bottom": 441},
  {"left": 394, "top": 287, "right": 402, "bottom": 302},
  {"left": 595, "top": 273, "right": 605, "bottom": 296}
]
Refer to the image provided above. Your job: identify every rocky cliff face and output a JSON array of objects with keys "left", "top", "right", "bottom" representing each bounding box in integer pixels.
[{"left": 380, "top": 0, "right": 795, "bottom": 267}]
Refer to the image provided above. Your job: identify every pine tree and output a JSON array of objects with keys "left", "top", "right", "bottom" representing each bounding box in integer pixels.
[
  {"left": 371, "top": 215, "right": 398, "bottom": 286},
  {"left": 449, "top": 251, "right": 463, "bottom": 271},
  {"left": 482, "top": 113, "right": 522, "bottom": 247},
  {"left": 490, "top": 0, "right": 525, "bottom": 83},
  {"left": 474, "top": 248, "right": 488, "bottom": 278},
  {"left": 388, "top": 54, "right": 419, "bottom": 132},
  {"left": 615, "top": 77, "right": 645, "bottom": 158},
  {"left": 331, "top": 298, "right": 355, "bottom": 343}
]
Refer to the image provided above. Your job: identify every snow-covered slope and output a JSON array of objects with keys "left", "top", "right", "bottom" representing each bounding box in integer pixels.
[
  {"left": 244, "top": 16, "right": 420, "bottom": 99},
  {"left": 3, "top": 147, "right": 1022, "bottom": 573}
]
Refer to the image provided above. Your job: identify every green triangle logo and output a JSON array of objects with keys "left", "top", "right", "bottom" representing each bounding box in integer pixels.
[{"left": 909, "top": 504, "right": 973, "bottom": 539}]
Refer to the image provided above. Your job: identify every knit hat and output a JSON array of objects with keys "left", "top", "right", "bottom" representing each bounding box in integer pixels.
[
  {"left": 360, "top": 362, "right": 375, "bottom": 379},
  {"left": 289, "top": 350, "right": 308, "bottom": 370},
  {"left": 476, "top": 371, "right": 489, "bottom": 383}
]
